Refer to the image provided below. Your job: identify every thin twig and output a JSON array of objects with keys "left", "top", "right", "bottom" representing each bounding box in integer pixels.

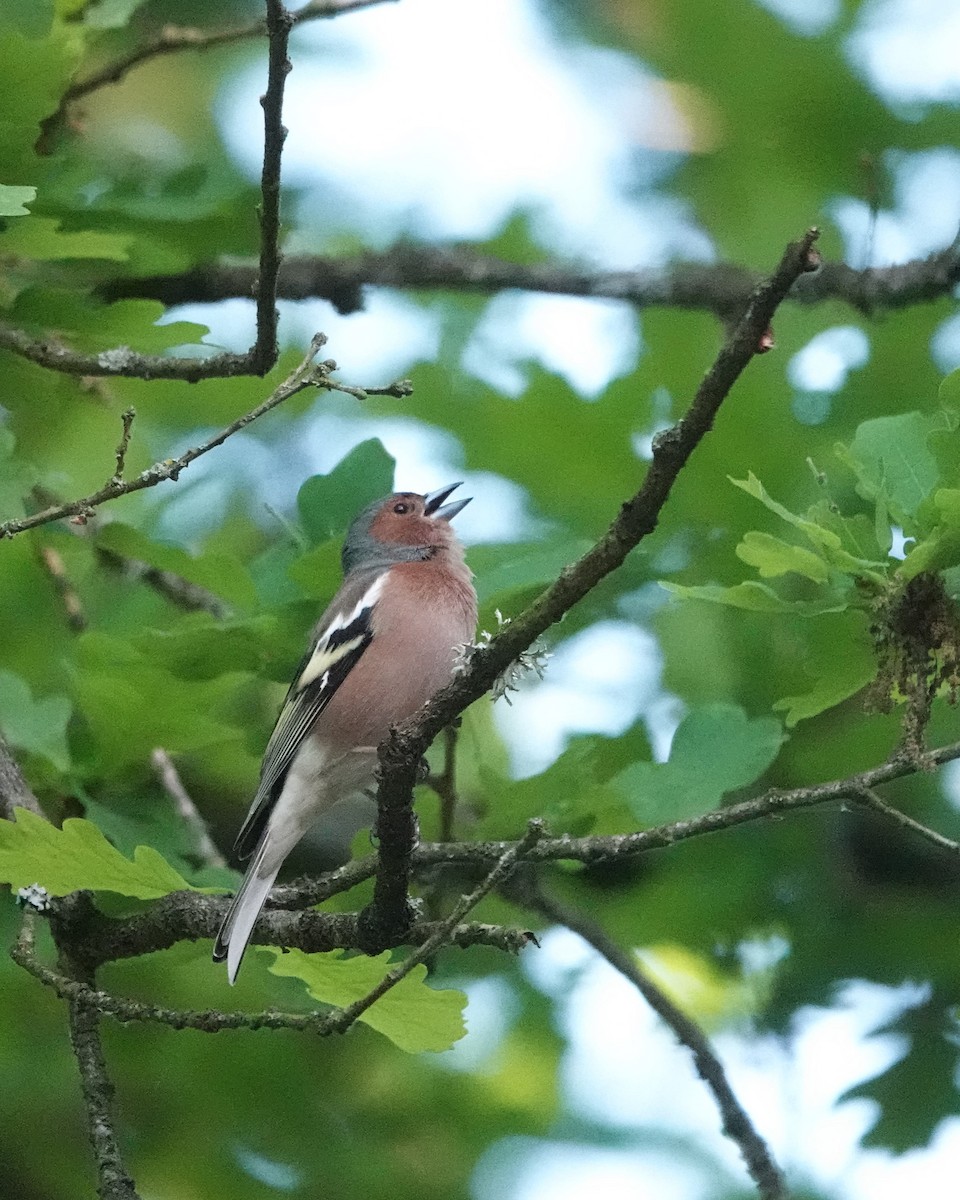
[
  {"left": 26, "top": 485, "right": 233, "bottom": 618},
  {"left": 400, "top": 738, "right": 960, "bottom": 871},
  {"left": 327, "top": 820, "right": 543, "bottom": 1036},
  {"left": 111, "top": 408, "right": 136, "bottom": 484},
  {"left": 13, "top": 894, "right": 535, "bottom": 1035},
  {"left": 0, "top": 324, "right": 259, "bottom": 381},
  {"left": 24, "top": 0, "right": 293, "bottom": 381},
  {"left": 252, "top": 0, "right": 292, "bottom": 372},
  {"left": 151, "top": 749, "right": 227, "bottom": 869},
  {"left": 0, "top": 335, "right": 324, "bottom": 536},
  {"left": 37, "top": 544, "right": 87, "bottom": 631},
  {"left": 11, "top": 917, "right": 368, "bottom": 1034},
  {"left": 853, "top": 787, "right": 960, "bottom": 856},
  {"left": 0, "top": 336, "right": 409, "bottom": 538},
  {"left": 275, "top": 738, "right": 960, "bottom": 908},
  {"left": 66, "top": 994, "right": 142, "bottom": 1200},
  {"left": 38, "top": 0, "right": 398, "bottom": 150},
  {"left": 524, "top": 884, "right": 787, "bottom": 1200},
  {"left": 95, "top": 546, "right": 232, "bottom": 619}
]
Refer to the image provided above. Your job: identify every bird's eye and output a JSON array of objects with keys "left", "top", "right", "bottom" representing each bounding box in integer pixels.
[{"left": 393, "top": 501, "right": 410, "bottom": 515}]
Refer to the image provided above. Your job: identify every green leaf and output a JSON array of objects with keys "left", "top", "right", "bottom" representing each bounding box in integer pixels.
[
  {"left": 262, "top": 948, "right": 467, "bottom": 1054},
  {"left": 0, "top": 29, "right": 81, "bottom": 173},
  {"left": 0, "top": 808, "right": 196, "bottom": 898},
  {"left": 900, "top": 489, "right": 960, "bottom": 579},
  {"left": 615, "top": 703, "right": 784, "bottom": 823},
  {"left": 72, "top": 632, "right": 242, "bottom": 771},
  {"left": 0, "top": 670, "right": 71, "bottom": 772},
  {"left": 474, "top": 725, "right": 651, "bottom": 840},
  {"left": 0, "top": 215, "right": 130, "bottom": 261},
  {"left": 129, "top": 614, "right": 277, "bottom": 682},
  {"left": 938, "top": 366, "right": 960, "bottom": 410},
  {"left": 729, "top": 472, "right": 885, "bottom": 578},
  {"left": 296, "top": 440, "right": 395, "bottom": 546},
  {"left": 735, "top": 530, "right": 830, "bottom": 583},
  {"left": 803, "top": 501, "right": 888, "bottom": 568},
  {"left": 285, "top": 538, "right": 343, "bottom": 600},
  {"left": 374, "top": 364, "right": 645, "bottom": 535},
  {"left": 0, "top": 184, "right": 36, "bottom": 216},
  {"left": 773, "top": 612, "right": 876, "bottom": 725},
  {"left": 835, "top": 411, "right": 948, "bottom": 526},
  {"left": 840, "top": 1000, "right": 960, "bottom": 1152},
  {"left": 10, "top": 289, "right": 210, "bottom": 354},
  {"left": 0, "top": 0, "right": 53, "bottom": 40},
  {"left": 661, "top": 580, "right": 848, "bottom": 615}
]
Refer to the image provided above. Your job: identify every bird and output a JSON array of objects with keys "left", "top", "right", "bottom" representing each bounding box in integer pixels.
[{"left": 213, "top": 482, "right": 477, "bottom": 983}]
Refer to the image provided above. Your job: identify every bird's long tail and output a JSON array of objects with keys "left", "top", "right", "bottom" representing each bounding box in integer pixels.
[{"left": 213, "top": 835, "right": 280, "bottom": 985}]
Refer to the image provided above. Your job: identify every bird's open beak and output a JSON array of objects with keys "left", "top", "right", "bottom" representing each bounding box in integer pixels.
[{"left": 424, "top": 481, "right": 472, "bottom": 522}]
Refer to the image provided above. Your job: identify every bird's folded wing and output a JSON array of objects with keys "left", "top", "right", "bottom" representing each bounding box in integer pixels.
[{"left": 234, "top": 571, "right": 386, "bottom": 859}]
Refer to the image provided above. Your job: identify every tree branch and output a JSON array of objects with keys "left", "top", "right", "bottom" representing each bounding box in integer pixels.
[
  {"left": 48, "top": 899, "right": 142, "bottom": 1200},
  {"left": 10, "top": 235, "right": 956, "bottom": 382},
  {"left": 102, "top": 234, "right": 960, "bottom": 318},
  {"left": 95, "top": 545, "right": 233, "bottom": 618},
  {"left": 36, "top": 544, "right": 88, "bottom": 632},
  {"left": 853, "top": 787, "right": 960, "bottom": 856},
  {"left": 150, "top": 749, "right": 227, "bottom": 870},
  {"left": 522, "top": 882, "right": 787, "bottom": 1200},
  {"left": 361, "top": 228, "right": 820, "bottom": 939},
  {"left": 64, "top": 991, "right": 141, "bottom": 1200},
  {"left": 10, "top": 737, "right": 960, "bottom": 972},
  {"left": 251, "top": 0, "right": 292, "bottom": 373},
  {"left": 0, "top": 736, "right": 43, "bottom": 819},
  {"left": 20, "top": 0, "right": 296, "bottom": 381},
  {"left": 0, "top": 334, "right": 410, "bottom": 539},
  {"left": 64, "top": 888, "right": 533, "bottom": 968},
  {"left": 325, "top": 820, "right": 543, "bottom": 1037},
  {"left": 0, "top": 326, "right": 260, "bottom": 380},
  {"left": 403, "top": 738, "right": 960, "bottom": 871},
  {"left": 38, "top": 0, "right": 398, "bottom": 151}
]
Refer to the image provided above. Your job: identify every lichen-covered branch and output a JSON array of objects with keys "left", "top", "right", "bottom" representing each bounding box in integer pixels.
[
  {"left": 0, "top": 335, "right": 411, "bottom": 539},
  {"left": 58, "top": 887, "right": 532, "bottom": 968},
  {"left": 12, "top": 913, "right": 525, "bottom": 1035},
  {"left": 8, "top": 735, "right": 960, "bottom": 973},
  {"left": 49, "top": 901, "right": 142, "bottom": 1200}
]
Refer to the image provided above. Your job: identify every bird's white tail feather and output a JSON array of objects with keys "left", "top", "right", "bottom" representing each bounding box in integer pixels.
[{"left": 214, "top": 837, "right": 281, "bottom": 985}]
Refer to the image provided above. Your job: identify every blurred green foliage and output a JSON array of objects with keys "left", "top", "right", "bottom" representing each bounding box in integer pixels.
[{"left": 3, "top": 1, "right": 960, "bottom": 1198}]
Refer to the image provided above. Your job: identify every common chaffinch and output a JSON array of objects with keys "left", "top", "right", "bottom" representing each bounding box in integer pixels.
[{"left": 214, "top": 483, "right": 477, "bottom": 982}]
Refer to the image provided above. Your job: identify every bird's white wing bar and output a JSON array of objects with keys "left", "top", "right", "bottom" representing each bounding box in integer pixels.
[
  {"left": 232, "top": 573, "right": 385, "bottom": 860},
  {"left": 295, "top": 574, "right": 385, "bottom": 692}
]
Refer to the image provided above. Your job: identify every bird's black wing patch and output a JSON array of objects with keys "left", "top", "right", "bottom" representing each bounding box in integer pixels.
[{"left": 233, "top": 577, "right": 383, "bottom": 859}]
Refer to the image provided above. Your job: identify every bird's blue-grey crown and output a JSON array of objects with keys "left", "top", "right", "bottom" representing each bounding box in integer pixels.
[{"left": 341, "top": 482, "right": 471, "bottom": 575}]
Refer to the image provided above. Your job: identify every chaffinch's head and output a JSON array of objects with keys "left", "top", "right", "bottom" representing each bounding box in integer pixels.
[{"left": 342, "top": 482, "right": 471, "bottom": 574}]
